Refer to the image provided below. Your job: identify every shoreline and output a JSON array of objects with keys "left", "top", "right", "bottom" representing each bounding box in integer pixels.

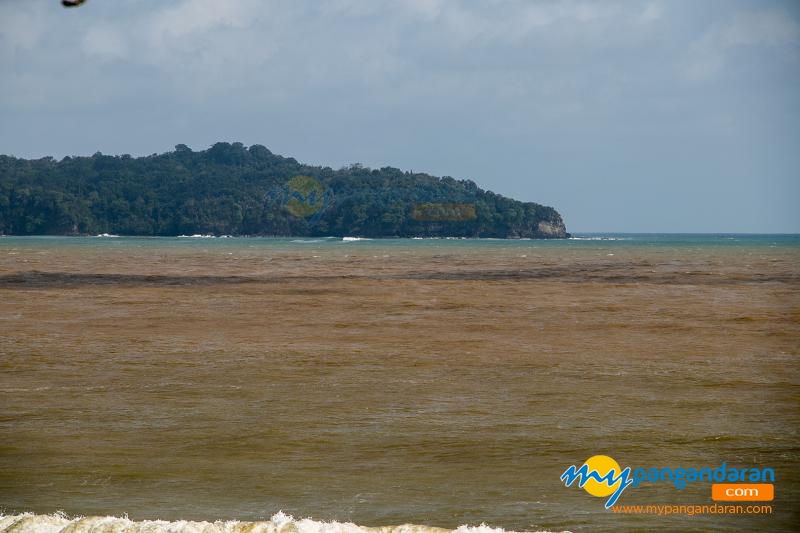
[{"left": 0, "top": 513, "right": 568, "bottom": 533}]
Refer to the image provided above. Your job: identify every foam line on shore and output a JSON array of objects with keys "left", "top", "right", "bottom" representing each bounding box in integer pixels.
[{"left": 0, "top": 513, "right": 567, "bottom": 533}]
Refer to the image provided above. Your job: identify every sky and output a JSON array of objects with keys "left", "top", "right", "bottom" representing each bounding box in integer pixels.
[{"left": 1, "top": 0, "right": 798, "bottom": 232}]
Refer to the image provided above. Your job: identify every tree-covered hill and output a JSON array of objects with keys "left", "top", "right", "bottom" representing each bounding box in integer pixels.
[{"left": 0, "top": 142, "right": 568, "bottom": 238}]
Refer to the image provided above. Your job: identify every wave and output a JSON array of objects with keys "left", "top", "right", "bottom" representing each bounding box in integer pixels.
[
  {"left": 568, "top": 237, "right": 629, "bottom": 241},
  {"left": 341, "top": 237, "right": 372, "bottom": 241},
  {"left": 0, "top": 512, "right": 564, "bottom": 533},
  {"left": 94, "top": 233, "right": 120, "bottom": 238},
  {"left": 175, "top": 234, "right": 234, "bottom": 238}
]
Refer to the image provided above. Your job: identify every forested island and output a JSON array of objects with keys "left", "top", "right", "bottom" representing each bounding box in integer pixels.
[{"left": 0, "top": 143, "right": 568, "bottom": 238}]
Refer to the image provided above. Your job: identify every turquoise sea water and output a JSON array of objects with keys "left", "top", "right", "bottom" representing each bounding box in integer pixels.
[{"left": 2, "top": 233, "right": 799, "bottom": 249}]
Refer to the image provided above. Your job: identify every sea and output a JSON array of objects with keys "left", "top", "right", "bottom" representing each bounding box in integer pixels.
[{"left": 0, "top": 234, "right": 798, "bottom": 532}]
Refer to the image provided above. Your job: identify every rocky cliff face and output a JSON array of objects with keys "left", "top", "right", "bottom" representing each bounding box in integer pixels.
[
  {"left": 506, "top": 209, "right": 568, "bottom": 239},
  {"left": 536, "top": 218, "right": 569, "bottom": 238}
]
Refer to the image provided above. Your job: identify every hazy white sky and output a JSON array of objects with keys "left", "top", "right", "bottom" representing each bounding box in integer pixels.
[{"left": 1, "top": 0, "right": 798, "bottom": 232}]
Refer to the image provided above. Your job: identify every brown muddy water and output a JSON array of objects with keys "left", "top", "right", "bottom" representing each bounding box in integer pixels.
[{"left": 0, "top": 236, "right": 798, "bottom": 532}]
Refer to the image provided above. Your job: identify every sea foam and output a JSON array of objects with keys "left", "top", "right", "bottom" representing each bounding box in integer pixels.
[{"left": 0, "top": 513, "right": 566, "bottom": 533}]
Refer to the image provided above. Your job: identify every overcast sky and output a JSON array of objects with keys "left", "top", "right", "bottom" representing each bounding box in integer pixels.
[{"left": 1, "top": 0, "right": 798, "bottom": 232}]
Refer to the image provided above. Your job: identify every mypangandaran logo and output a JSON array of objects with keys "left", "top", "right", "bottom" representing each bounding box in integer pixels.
[
  {"left": 263, "top": 175, "right": 478, "bottom": 227},
  {"left": 561, "top": 456, "right": 775, "bottom": 509},
  {"left": 263, "top": 175, "right": 335, "bottom": 227},
  {"left": 561, "top": 455, "right": 632, "bottom": 508}
]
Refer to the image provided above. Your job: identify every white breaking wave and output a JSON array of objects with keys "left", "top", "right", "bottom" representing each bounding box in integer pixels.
[
  {"left": 0, "top": 512, "right": 567, "bottom": 533},
  {"left": 94, "top": 233, "right": 120, "bottom": 238},
  {"left": 341, "top": 237, "right": 372, "bottom": 241},
  {"left": 567, "top": 237, "right": 629, "bottom": 241}
]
